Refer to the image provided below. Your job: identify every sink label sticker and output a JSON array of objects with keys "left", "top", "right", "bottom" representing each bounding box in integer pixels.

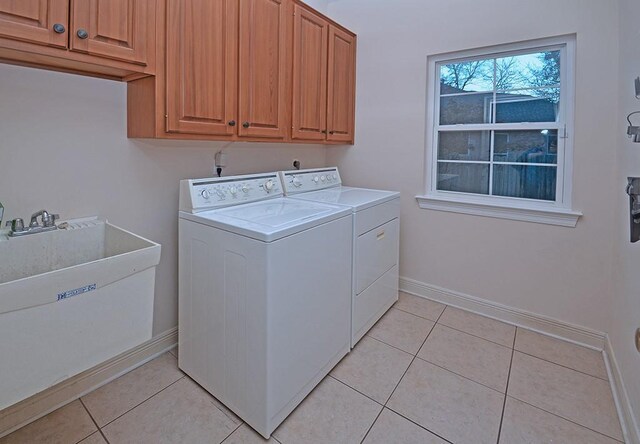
[{"left": 57, "top": 284, "right": 97, "bottom": 301}]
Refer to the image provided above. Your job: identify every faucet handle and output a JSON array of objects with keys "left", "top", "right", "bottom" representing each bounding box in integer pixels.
[
  {"left": 44, "top": 213, "right": 60, "bottom": 227},
  {"left": 7, "top": 218, "right": 25, "bottom": 232}
]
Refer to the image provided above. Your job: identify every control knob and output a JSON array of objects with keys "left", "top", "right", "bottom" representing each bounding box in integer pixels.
[
  {"left": 313, "top": 176, "right": 319, "bottom": 183},
  {"left": 320, "top": 175, "right": 326, "bottom": 182},
  {"left": 229, "top": 186, "right": 238, "bottom": 196},
  {"left": 292, "top": 176, "right": 302, "bottom": 187},
  {"left": 264, "top": 179, "right": 275, "bottom": 193},
  {"left": 242, "top": 184, "right": 250, "bottom": 194},
  {"left": 200, "top": 189, "right": 211, "bottom": 199}
]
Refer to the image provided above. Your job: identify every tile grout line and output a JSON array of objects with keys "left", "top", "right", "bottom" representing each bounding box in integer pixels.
[
  {"left": 513, "top": 348, "right": 609, "bottom": 382},
  {"left": 392, "top": 304, "right": 445, "bottom": 323},
  {"left": 350, "top": 306, "right": 619, "bottom": 444},
  {"left": 368, "top": 305, "right": 455, "bottom": 444},
  {"left": 330, "top": 371, "right": 453, "bottom": 444},
  {"left": 98, "top": 375, "right": 186, "bottom": 430},
  {"left": 218, "top": 422, "right": 244, "bottom": 444},
  {"left": 359, "top": 309, "right": 441, "bottom": 444},
  {"left": 495, "top": 326, "right": 517, "bottom": 443},
  {"left": 328, "top": 374, "right": 384, "bottom": 407},
  {"left": 434, "top": 322, "right": 513, "bottom": 350},
  {"left": 505, "top": 395, "right": 625, "bottom": 443},
  {"left": 375, "top": 316, "right": 607, "bottom": 385},
  {"left": 437, "top": 305, "right": 607, "bottom": 370},
  {"left": 358, "top": 405, "right": 384, "bottom": 444},
  {"left": 412, "top": 355, "right": 506, "bottom": 395},
  {"left": 509, "top": 346, "right": 622, "bottom": 439},
  {"left": 382, "top": 405, "right": 454, "bottom": 444},
  {"left": 364, "top": 333, "right": 421, "bottom": 356},
  {"left": 436, "top": 312, "right": 609, "bottom": 381},
  {"left": 436, "top": 320, "right": 514, "bottom": 349},
  {"left": 78, "top": 398, "right": 110, "bottom": 444}
]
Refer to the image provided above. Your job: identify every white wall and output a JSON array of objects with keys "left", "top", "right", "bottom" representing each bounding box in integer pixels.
[
  {"left": 0, "top": 63, "right": 327, "bottom": 335},
  {"left": 303, "top": 0, "right": 329, "bottom": 13},
  {"left": 326, "top": 0, "right": 619, "bottom": 333},
  {"left": 612, "top": 0, "right": 640, "bottom": 435}
]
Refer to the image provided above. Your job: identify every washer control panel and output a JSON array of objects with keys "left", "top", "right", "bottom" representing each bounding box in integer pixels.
[
  {"left": 280, "top": 167, "right": 342, "bottom": 195},
  {"left": 179, "top": 172, "right": 282, "bottom": 213}
]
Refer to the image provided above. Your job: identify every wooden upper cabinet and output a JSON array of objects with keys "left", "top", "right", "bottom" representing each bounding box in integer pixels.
[
  {"left": 0, "top": 0, "right": 155, "bottom": 79},
  {"left": 70, "top": 0, "right": 150, "bottom": 66},
  {"left": 327, "top": 25, "right": 356, "bottom": 143},
  {"left": 165, "top": 0, "right": 238, "bottom": 136},
  {"left": 238, "top": 0, "right": 289, "bottom": 139},
  {"left": 0, "top": 0, "right": 69, "bottom": 48},
  {"left": 291, "top": 4, "right": 328, "bottom": 141},
  {"left": 127, "top": 0, "right": 355, "bottom": 143}
]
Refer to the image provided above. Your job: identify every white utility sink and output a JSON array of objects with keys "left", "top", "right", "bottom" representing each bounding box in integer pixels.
[{"left": 0, "top": 217, "right": 161, "bottom": 411}]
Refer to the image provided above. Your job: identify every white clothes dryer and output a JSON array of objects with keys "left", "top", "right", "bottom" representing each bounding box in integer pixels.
[{"left": 281, "top": 167, "right": 400, "bottom": 347}]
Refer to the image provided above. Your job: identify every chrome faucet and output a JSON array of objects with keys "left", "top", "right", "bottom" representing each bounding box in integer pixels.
[{"left": 5, "top": 210, "right": 59, "bottom": 237}]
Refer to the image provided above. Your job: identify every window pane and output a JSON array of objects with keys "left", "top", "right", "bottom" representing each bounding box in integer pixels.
[
  {"left": 438, "top": 131, "right": 491, "bottom": 161},
  {"left": 440, "top": 94, "right": 493, "bottom": 125},
  {"left": 494, "top": 88, "right": 559, "bottom": 123},
  {"left": 440, "top": 59, "right": 493, "bottom": 93},
  {"left": 493, "top": 129, "right": 558, "bottom": 163},
  {"left": 437, "top": 162, "right": 489, "bottom": 194},
  {"left": 495, "top": 50, "right": 560, "bottom": 90},
  {"left": 493, "top": 164, "right": 556, "bottom": 201}
]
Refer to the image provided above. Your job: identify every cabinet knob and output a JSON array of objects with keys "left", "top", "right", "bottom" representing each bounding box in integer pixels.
[
  {"left": 53, "top": 23, "right": 66, "bottom": 34},
  {"left": 76, "top": 29, "right": 89, "bottom": 39},
  {"left": 242, "top": 122, "right": 250, "bottom": 129},
  {"left": 329, "top": 131, "right": 335, "bottom": 135},
  {"left": 228, "top": 120, "right": 236, "bottom": 127},
  {"left": 322, "top": 130, "right": 327, "bottom": 134}
]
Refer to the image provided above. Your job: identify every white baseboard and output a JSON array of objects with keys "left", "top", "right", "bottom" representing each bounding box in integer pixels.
[
  {"left": 400, "top": 276, "right": 640, "bottom": 441},
  {"left": 604, "top": 336, "right": 640, "bottom": 444},
  {"left": 0, "top": 327, "right": 178, "bottom": 438},
  {"left": 399, "top": 277, "right": 637, "bottom": 442},
  {"left": 399, "top": 276, "right": 606, "bottom": 350}
]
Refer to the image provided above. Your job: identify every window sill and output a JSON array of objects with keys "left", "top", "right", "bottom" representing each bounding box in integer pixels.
[{"left": 415, "top": 195, "right": 582, "bottom": 227}]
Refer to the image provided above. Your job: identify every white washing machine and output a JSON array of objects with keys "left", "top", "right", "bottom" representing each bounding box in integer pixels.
[
  {"left": 280, "top": 167, "right": 400, "bottom": 347},
  {"left": 178, "top": 172, "right": 352, "bottom": 439}
]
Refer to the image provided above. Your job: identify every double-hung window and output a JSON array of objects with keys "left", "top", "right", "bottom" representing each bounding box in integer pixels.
[{"left": 418, "top": 36, "right": 581, "bottom": 226}]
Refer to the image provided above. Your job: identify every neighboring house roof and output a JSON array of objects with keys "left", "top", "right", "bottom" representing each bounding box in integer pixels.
[{"left": 439, "top": 82, "right": 557, "bottom": 124}]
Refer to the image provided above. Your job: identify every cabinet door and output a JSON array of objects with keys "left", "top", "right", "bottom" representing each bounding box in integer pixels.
[
  {"left": 166, "top": 0, "right": 238, "bottom": 136},
  {"left": 238, "top": 0, "right": 289, "bottom": 139},
  {"left": 291, "top": 4, "right": 328, "bottom": 141},
  {"left": 70, "top": 0, "right": 150, "bottom": 65},
  {"left": 0, "top": 0, "right": 68, "bottom": 48},
  {"left": 327, "top": 25, "right": 356, "bottom": 143}
]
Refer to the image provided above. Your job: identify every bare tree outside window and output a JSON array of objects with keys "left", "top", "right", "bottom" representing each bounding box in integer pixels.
[{"left": 436, "top": 48, "right": 564, "bottom": 202}]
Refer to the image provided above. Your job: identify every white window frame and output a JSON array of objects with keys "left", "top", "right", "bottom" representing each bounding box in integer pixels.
[{"left": 416, "top": 35, "right": 582, "bottom": 227}]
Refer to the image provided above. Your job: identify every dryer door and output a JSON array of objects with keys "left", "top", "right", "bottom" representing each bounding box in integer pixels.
[{"left": 355, "top": 218, "right": 399, "bottom": 295}]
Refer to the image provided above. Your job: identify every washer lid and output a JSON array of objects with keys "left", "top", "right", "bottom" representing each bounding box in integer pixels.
[
  {"left": 290, "top": 186, "right": 400, "bottom": 212},
  {"left": 179, "top": 198, "right": 351, "bottom": 242}
]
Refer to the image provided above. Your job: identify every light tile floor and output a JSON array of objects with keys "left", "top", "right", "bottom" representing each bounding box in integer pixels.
[{"left": 0, "top": 292, "right": 624, "bottom": 444}]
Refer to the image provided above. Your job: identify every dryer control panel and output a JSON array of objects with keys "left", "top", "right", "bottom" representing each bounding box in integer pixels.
[
  {"left": 280, "top": 167, "right": 342, "bottom": 195},
  {"left": 179, "top": 172, "right": 283, "bottom": 213}
]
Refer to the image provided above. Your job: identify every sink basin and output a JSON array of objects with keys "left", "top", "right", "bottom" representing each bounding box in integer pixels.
[{"left": 0, "top": 217, "right": 161, "bottom": 411}]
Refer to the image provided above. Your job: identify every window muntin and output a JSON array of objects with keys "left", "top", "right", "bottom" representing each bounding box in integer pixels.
[{"left": 431, "top": 44, "right": 570, "bottom": 206}]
